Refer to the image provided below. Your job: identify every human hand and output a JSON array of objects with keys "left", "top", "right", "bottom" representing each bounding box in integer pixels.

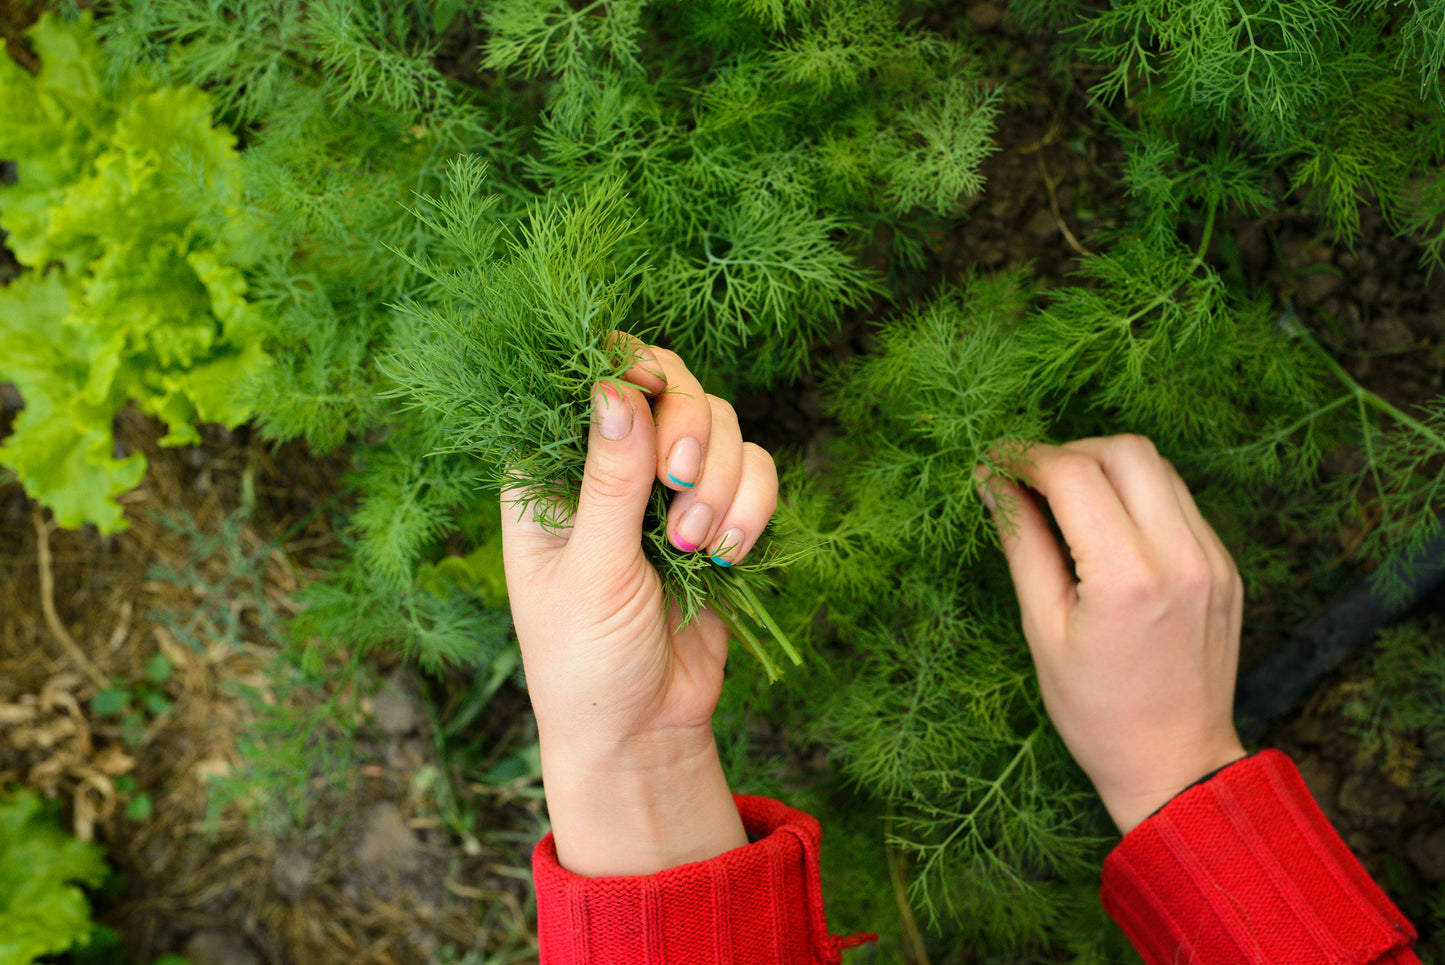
[
  {"left": 980, "top": 435, "right": 1247, "bottom": 834},
  {"left": 500, "top": 337, "right": 778, "bottom": 876}
]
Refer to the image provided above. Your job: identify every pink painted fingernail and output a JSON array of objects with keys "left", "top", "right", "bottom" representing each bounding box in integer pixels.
[{"left": 671, "top": 503, "right": 713, "bottom": 552}]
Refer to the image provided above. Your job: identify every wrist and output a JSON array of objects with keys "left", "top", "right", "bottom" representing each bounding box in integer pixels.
[
  {"left": 540, "top": 729, "right": 748, "bottom": 877},
  {"left": 1101, "top": 738, "right": 1249, "bottom": 835}
]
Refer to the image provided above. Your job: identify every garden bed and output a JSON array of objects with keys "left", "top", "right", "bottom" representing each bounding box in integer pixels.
[{"left": 3, "top": 0, "right": 1445, "bottom": 962}]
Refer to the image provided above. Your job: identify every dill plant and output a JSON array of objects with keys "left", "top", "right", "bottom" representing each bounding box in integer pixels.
[
  {"left": 1060, "top": 0, "right": 1445, "bottom": 585},
  {"left": 74, "top": 0, "right": 1002, "bottom": 671},
  {"left": 487, "top": 0, "right": 1000, "bottom": 382},
  {"left": 72, "top": 1, "right": 523, "bottom": 668},
  {"left": 1077, "top": 0, "right": 1445, "bottom": 260}
]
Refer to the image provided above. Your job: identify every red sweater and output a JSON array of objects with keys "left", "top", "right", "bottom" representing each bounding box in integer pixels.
[{"left": 532, "top": 750, "right": 1420, "bottom": 963}]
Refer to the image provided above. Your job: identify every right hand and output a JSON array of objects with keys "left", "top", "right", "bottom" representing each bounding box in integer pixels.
[
  {"left": 500, "top": 338, "right": 777, "bottom": 876},
  {"left": 980, "top": 435, "right": 1247, "bottom": 834}
]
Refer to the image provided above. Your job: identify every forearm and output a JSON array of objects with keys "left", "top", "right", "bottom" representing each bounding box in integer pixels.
[{"left": 540, "top": 730, "right": 748, "bottom": 878}]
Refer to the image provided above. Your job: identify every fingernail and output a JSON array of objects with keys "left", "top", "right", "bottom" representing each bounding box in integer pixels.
[
  {"left": 710, "top": 528, "right": 743, "bottom": 566},
  {"left": 666, "top": 437, "right": 701, "bottom": 488},
  {"left": 671, "top": 503, "right": 713, "bottom": 552},
  {"left": 594, "top": 384, "right": 632, "bottom": 441}
]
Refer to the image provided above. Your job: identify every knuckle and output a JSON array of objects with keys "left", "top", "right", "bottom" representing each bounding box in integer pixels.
[
  {"left": 650, "top": 346, "right": 683, "bottom": 368},
  {"left": 1049, "top": 453, "right": 1099, "bottom": 491},
  {"left": 1174, "top": 548, "right": 1214, "bottom": 593},
  {"left": 1109, "top": 550, "right": 1167, "bottom": 603},
  {"left": 757, "top": 485, "right": 780, "bottom": 519},
  {"left": 1113, "top": 571, "right": 1162, "bottom": 607},
  {"left": 742, "top": 441, "right": 777, "bottom": 474},
  {"left": 1114, "top": 433, "right": 1159, "bottom": 460},
  {"left": 584, "top": 463, "right": 635, "bottom": 502},
  {"left": 1224, "top": 568, "right": 1245, "bottom": 609},
  {"left": 708, "top": 394, "right": 736, "bottom": 420}
]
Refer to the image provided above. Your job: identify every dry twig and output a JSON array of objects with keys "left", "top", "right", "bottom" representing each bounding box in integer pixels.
[
  {"left": 33, "top": 505, "right": 110, "bottom": 690},
  {"left": 1036, "top": 155, "right": 1094, "bottom": 258}
]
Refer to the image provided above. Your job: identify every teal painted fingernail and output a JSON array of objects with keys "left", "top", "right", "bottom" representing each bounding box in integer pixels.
[
  {"left": 710, "top": 528, "right": 743, "bottom": 567},
  {"left": 666, "top": 437, "right": 702, "bottom": 488}
]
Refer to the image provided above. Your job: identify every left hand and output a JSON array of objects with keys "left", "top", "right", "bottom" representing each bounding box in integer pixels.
[
  {"left": 980, "top": 435, "right": 1247, "bottom": 833},
  {"left": 500, "top": 337, "right": 778, "bottom": 876}
]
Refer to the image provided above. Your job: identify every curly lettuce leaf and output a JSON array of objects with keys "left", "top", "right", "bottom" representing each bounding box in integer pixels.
[
  {"left": 0, "top": 790, "right": 108, "bottom": 965},
  {"left": 0, "top": 273, "right": 145, "bottom": 531},
  {"left": 0, "top": 14, "right": 270, "bottom": 531}
]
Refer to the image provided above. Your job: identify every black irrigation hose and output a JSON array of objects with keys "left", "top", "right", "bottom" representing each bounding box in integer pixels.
[{"left": 1235, "top": 519, "right": 1445, "bottom": 742}]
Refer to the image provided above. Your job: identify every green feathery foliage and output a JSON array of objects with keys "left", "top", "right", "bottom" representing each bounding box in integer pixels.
[
  {"left": 382, "top": 155, "right": 803, "bottom": 678},
  {"left": 10, "top": 1, "right": 1445, "bottom": 957},
  {"left": 496, "top": 0, "right": 999, "bottom": 381},
  {"left": 775, "top": 227, "right": 1439, "bottom": 953},
  {"left": 94, "top": 0, "right": 468, "bottom": 127},
  {"left": 71, "top": 0, "right": 1002, "bottom": 676},
  {"left": 94, "top": 0, "right": 508, "bottom": 454},
  {"left": 79, "top": 2, "right": 521, "bottom": 675},
  {"left": 1080, "top": 0, "right": 1445, "bottom": 263},
  {"left": 772, "top": 274, "right": 1106, "bottom": 951}
]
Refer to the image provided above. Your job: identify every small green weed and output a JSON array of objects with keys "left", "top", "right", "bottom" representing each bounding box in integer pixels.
[
  {"left": 1343, "top": 615, "right": 1445, "bottom": 804},
  {"left": 90, "top": 655, "right": 174, "bottom": 748}
]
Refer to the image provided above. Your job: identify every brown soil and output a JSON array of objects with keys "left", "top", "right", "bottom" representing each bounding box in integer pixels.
[{"left": 0, "top": 417, "right": 539, "bottom": 964}]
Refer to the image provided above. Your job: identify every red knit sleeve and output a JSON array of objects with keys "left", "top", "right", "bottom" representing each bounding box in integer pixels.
[
  {"left": 1101, "top": 749, "right": 1420, "bottom": 964},
  {"left": 532, "top": 794, "right": 872, "bottom": 965}
]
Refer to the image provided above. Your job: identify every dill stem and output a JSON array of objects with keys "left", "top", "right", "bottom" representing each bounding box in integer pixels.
[
  {"left": 1288, "top": 313, "right": 1445, "bottom": 452},
  {"left": 731, "top": 577, "right": 803, "bottom": 668},
  {"left": 714, "top": 603, "right": 781, "bottom": 682},
  {"left": 1195, "top": 201, "right": 1218, "bottom": 263},
  {"left": 884, "top": 814, "right": 932, "bottom": 965}
]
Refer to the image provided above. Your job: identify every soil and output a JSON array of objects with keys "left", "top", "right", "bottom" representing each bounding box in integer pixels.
[
  {"left": 0, "top": 417, "right": 541, "bottom": 964},
  {"left": 3, "top": 1, "right": 1445, "bottom": 963}
]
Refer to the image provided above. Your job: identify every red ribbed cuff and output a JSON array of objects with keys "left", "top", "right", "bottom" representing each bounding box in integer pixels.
[
  {"left": 1102, "top": 749, "right": 1419, "bottom": 965},
  {"left": 534, "top": 795, "right": 855, "bottom": 965}
]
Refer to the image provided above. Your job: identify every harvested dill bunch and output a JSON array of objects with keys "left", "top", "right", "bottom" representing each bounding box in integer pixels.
[{"left": 383, "top": 155, "right": 801, "bottom": 679}]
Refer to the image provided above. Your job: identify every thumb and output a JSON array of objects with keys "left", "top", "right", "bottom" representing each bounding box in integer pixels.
[
  {"left": 977, "top": 468, "right": 1074, "bottom": 645},
  {"left": 567, "top": 381, "right": 658, "bottom": 558}
]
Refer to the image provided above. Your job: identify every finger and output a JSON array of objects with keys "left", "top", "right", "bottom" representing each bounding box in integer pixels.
[
  {"left": 612, "top": 333, "right": 668, "bottom": 395},
  {"left": 667, "top": 395, "right": 744, "bottom": 554},
  {"left": 704, "top": 443, "right": 778, "bottom": 567},
  {"left": 977, "top": 463, "right": 1074, "bottom": 647},
  {"left": 1006, "top": 443, "right": 1144, "bottom": 588},
  {"left": 565, "top": 380, "right": 659, "bottom": 560},
  {"left": 1058, "top": 435, "right": 1199, "bottom": 552},
  {"left": 645, "top": 347, "right": 712, "bottom": 491}
]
